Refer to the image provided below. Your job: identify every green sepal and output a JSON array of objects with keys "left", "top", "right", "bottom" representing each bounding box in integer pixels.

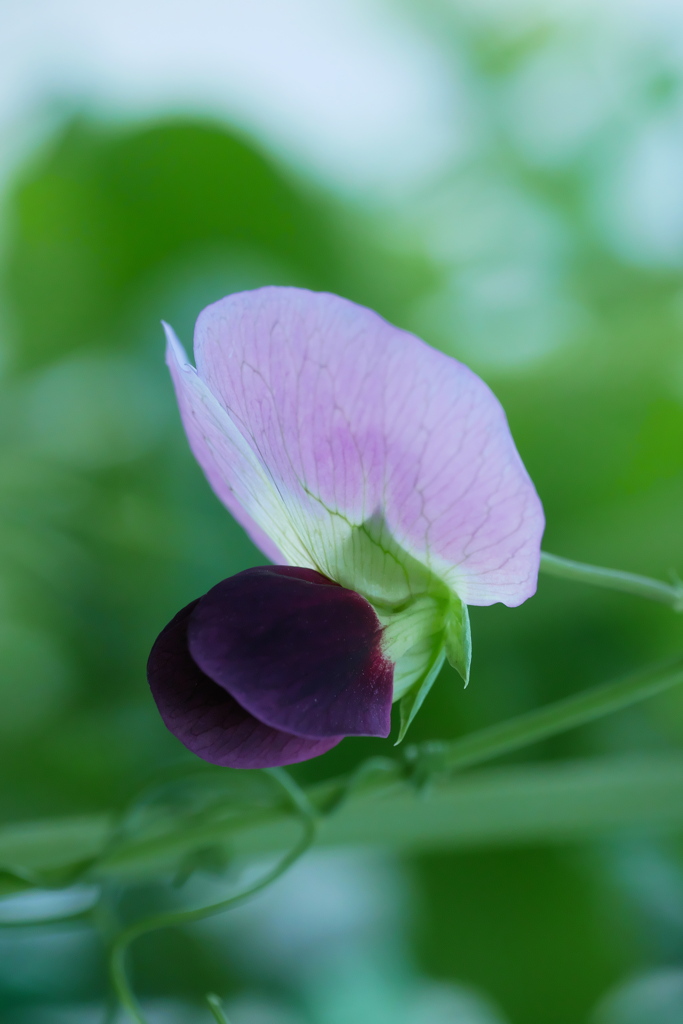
[
  {"left": 444, "top": 596, "right": 471, "bottom": 686},
  {"left": 396, "top": 645, "right": 447, "bottom": 745}
]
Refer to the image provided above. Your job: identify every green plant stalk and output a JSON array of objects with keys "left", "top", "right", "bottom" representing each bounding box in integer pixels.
[
  {"left": 109, "top": 769, "right": 317, "bottom": 1024},
  {"left": 206, "top": 994, "right": 231, "bottom": 1023},
  {"left": 540, "top": 551, "right": 683, "bottom": 610},
  {"left": 406, "top": 655, "right": 683, "bottom": 777},
  {"left": 3, "top": 657, "right": 681, "bottom": 889}
]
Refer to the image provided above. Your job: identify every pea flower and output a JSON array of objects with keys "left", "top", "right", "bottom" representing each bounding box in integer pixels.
[{"left": 148, "top": 287, "right": 544, "bottom": 768}]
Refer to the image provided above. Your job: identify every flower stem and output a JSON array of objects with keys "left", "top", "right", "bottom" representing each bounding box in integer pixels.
[
  {"left": 109, "top": 769, "right": 317, "bottom": 1024},
  {"left": 540, "top": 551, "right": 683, "bottom": 610},
  {"left": 406, "top": 655, "right": 683, "bottom": 778},
  {"left": 206, "top": 994, "right": 231, "bottom": 1023}
]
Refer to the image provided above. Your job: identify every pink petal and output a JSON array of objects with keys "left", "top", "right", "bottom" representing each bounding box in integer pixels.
[
  {"left": 165, "top": 323, "right": 285, "bottom": 564},
  {"left": 169, "top": 288, "right": 544, "bottom": 607}
]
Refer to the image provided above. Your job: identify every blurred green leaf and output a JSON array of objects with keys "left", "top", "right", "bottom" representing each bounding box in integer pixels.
[{"left": 0, "top": 815, "right": 111, "bottom": 873}]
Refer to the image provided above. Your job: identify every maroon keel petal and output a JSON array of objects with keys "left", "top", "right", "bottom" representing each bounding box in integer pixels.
[
  {"left": 187, "top": 566, "right": 394, "bottom": 739},
  {"left": 147, "top": 600, "right": 342, "bottom": 769}
]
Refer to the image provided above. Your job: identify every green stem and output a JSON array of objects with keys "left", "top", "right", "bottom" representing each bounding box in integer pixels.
[
  {"left": 206, "top": 994, "right": 231, "bottom": 1023},
  {"left": 540, "top": 551, "right": 683, "bottom": 610},
  {"left": 109, "top": 769, "right": 317, "bottom": 1024},
  {"left": 407, "top": 655, "right": 683, "bottom": 777}
]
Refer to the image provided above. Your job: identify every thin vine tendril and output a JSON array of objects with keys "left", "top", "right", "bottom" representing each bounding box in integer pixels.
[
  {"left": 109, "top": 767, "right": 318, "bottom": 1024},
  {"left": 404, "top": 654, "right": 683, "bottom": 784},
  {"left": 540, "top": 551, "right": 683, "bottom": 610}
]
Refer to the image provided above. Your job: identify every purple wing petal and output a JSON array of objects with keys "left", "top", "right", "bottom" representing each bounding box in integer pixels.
[
  {"left": 147, "top": 599, "right": 341, "bottom": 768},
  {"left": 187, "top": 566, "right": 393, "bottom": 739}
]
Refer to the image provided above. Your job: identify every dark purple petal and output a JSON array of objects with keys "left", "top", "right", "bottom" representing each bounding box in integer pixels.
[
  {"left": 187, "top": 566, "right": 393, "bottom": 739},
  {"left": 147, "top": 599, "right": 342, "bottom": 769}
]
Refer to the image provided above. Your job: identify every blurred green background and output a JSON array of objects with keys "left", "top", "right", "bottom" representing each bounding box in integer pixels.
[{"left": 2, "top": 1, "right": 683, "bottom": 1022}]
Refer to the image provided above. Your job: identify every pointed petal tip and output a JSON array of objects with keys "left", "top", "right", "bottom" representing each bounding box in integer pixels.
[{"left": 162, "top": 320, "right": 192, "bottom": 371}]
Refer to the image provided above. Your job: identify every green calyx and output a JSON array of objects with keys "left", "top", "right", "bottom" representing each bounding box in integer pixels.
[
  {"left": 308, "top": 511, "right": 472, "bottom": 742},
  {"left": 380, "top": 592, "right": 471, "bottom": 744}
]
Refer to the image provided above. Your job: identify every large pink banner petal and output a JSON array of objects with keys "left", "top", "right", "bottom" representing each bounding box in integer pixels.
[{"left": 169, "top": 288, "right": 544, "bottom": 607}]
